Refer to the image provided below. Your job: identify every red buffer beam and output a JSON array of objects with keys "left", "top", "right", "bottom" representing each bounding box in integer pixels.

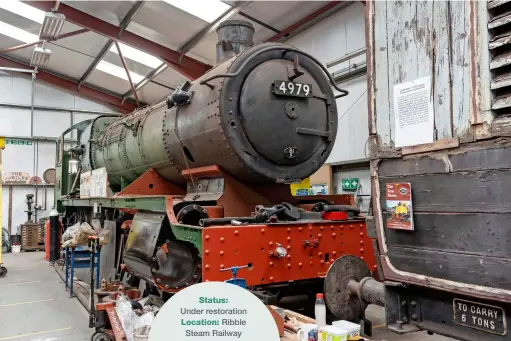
[
  {"left": 24, "top": 1, "right": 211, "bottom": 80},
  {"left": 0, "top": 56, "right": 138, "bottom": 114}
]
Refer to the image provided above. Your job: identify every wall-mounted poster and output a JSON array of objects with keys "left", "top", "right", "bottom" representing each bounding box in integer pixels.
[
  {"left": 385, "top": 183, "right": 414, "bottom": 231},
  {"left": 393, "top": 77, "right": 434, "bottom": 148}
]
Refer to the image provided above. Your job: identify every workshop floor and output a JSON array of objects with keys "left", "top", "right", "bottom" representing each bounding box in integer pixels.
[
  {"left": 0, "top": 252, "right": 91, "bottom": 341},
  {"left": 365, "top": 305, "right": 455, "bottom": 341},
  {"left": 1, "top": 252, "right": 456, "bottom": 341}
]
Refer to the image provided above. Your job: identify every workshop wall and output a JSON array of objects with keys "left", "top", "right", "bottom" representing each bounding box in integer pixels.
[
  {"left": 286, "top": 2, "right": 370, "bottom": 202},
  {"left": 286, "top": 2, "right": 367, "bottom": 165},
  {"left": 0, "top": 71, "right": 116, "bottom": 235},
  {"left": 332, "top": 167, "right": 371, "bottom": 213}
]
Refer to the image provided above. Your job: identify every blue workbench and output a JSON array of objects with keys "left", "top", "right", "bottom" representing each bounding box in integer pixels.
[{"left": 63, "top": 246, "right": 100, "bottom": 298}]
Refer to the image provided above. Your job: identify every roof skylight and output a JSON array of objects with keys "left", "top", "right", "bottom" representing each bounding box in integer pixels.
[
  {"left": 109, "top": 43, "right": 162, "bottom": 69},
  {"left": 0, "top": 0, "right": 45, "bottom": 24},
  {"left": 96, "top": 60, "right": 144, "bottom": 84},
  {"left": 0, "top": 21, "right": 39, "bottom": 44},
  {"left": 163, "top": 0, "right": 231, "bottom": 23}
]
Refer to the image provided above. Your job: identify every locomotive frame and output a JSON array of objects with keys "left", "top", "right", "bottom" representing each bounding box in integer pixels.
[{"left": 55, "top": 153, "right": 376, "bottom": 311}]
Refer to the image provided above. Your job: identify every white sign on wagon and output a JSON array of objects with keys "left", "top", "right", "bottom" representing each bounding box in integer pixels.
[{"left": 393, "top": 76, "right": 434, "bottom": 148}]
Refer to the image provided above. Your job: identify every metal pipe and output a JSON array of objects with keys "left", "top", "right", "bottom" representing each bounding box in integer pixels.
[
  {"left": 332, "top": 64, "right": 367, "bottom": 83},
  {"left": 0, "top": 53, "right": 138, "bottom": 113},
  {"left": 35, "top": 140, "right": 39, "bottom": 221},
  {"left": 239, "top": 12, "right": 280, "bottom": 33},
  {"left": 31, "top": 73, "right": 36, "bottom": 181},
  {"left": 0, "top": 102, "right": 119, "bottom": 115},
  {"left": 35, "top": 184, "right": 38, "bottom": 221},
  {"left": 200, "top": 216, "right": 258, "bottom": 227},
  {"left": 4, "top": 183, "right": 54, "bottom": 188},
  {"left": 36, "top": 139, "right": 39, "bottom": 177},
  {"left": 27, "top": 1, "right": 210, "bottom": 80},
  {"left": 8, "top": 186, "right": 13, "bottom": 235},
  {"left": 348, "top": 277, "right": 385, "bottom": 307},
  {"left": 3, "top": 135, "right": 77, "bottom": 143},
  {"left": 52, "top": 0, "right": 61, "bottom": 12},
  {"left": 0, "top": 67, "right": 35, "bottom": 73},
  {"left": 114, "top": 41, "right": 140, "bottom": 107},
  {"left": 78, "top": 1, "right": 147, "bottom": 89},
  {"left": 69, "top": 161, "right": 82, "bottom": 195},
  {"left": 122, "top": 63, "right": 167, "bottom": 103},
  {"left": 327, "top": 48, "right": 366, "bottom": 69},
  {"left": 0, "top": 29, "right": 88, "bottom": 54},
  {"left": 322, "top": 204, "right": 361, "bottom": 214},
  {"left": 43, "top": 184, "right": 48, "bottom": 210}
]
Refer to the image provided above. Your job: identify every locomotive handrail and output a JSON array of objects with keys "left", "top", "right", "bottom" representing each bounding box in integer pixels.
[{"left": 199, "top": 46, "right": 350, "bottom": 99}]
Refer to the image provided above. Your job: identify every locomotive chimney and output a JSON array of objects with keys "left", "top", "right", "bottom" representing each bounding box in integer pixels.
[{"left": 216, "top": 20, "right": 255, "bottom": 64}]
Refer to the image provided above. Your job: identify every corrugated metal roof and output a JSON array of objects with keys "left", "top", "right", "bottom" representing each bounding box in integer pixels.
[{"left": 0, "top": 0, "right": 344, "bottom": 110}]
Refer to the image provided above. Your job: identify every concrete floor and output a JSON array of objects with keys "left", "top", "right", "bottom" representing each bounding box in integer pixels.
[
  {"left": 365, "top": 305, "right": 455, "bottom": 341},
  {"left": 0, "top": 252, "right": 91, "bottom": 341},
  {"left": 0, "top": 252, "right": 456, "bottom": 341}
]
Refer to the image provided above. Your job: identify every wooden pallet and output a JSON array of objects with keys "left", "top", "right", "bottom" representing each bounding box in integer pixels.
[{"left": 20, "top": 223, "right": 43, "bottom": 251}]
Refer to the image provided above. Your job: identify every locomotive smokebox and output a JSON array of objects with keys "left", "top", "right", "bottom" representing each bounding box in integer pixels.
[{"left": 216, "top": 20, "right": 255, "bottom": 64}]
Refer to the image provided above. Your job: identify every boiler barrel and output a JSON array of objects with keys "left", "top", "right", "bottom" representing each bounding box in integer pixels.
[{"left": 81, "top": 42, "right": 339, "bottom": 186}]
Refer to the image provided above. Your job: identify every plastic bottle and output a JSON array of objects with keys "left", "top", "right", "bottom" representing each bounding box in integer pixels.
[{"left": 315, "top": 293, "right": 327, "bottom": 328}]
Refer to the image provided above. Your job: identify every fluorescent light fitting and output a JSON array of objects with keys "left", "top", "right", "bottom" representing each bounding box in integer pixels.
[
  {"left": 96, "top": 61, "right": 144, "bottom": 83},
  {"left": 163, "top": 0, "right": 231, "bottom": 23},
  {"left": 0, "top": 20, "right": 39, "bottom": 43},
  {"left": 30, "top": 47, "right": 51, "bottom": 68},
  {"left": 39, "top": 12, "right": 66, "bottom": 40},
  {"left": 109, "top": 43, "right": 161, "bottom": 69},
  {"left": 0, "top": 0, "right": 45, "bottom": 24}
]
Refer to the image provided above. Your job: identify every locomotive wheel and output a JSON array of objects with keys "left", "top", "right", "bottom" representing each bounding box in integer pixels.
[{"left": 0, "top": 266, "right": 7, "bottom": 277}]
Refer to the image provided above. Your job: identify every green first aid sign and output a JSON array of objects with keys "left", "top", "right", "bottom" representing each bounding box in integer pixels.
[
  {"left": 5, "top": 139, "right": 33, "bottom": 146},
  {"left": 342, "top": 178, "right": 359, "bottom": 190}
]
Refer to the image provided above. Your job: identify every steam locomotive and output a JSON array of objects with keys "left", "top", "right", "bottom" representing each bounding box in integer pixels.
[{"left": 55, "top": 20, "right": 375, "bottom": 321}]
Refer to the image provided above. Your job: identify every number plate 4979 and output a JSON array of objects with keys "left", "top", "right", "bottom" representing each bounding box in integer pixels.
[{"left": 273, "top": 80, "right": 312, "bottom": 98}]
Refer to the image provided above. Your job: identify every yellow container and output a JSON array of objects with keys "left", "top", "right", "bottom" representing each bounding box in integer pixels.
[
  {"left": 290, "top": 177, "right": 310, "bottom": 196},
  {"left": 318, "top": 326, "right": 348, "bottom": 341}
]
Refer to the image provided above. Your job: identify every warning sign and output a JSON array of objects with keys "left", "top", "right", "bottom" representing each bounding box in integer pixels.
[{"left": 385, "top": 183, "right": 414, "bottom": 231}]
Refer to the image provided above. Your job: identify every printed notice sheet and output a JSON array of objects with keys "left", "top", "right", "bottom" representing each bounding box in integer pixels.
[{"left": 393, "top": 76, "right": 434, "bottom": 148}]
